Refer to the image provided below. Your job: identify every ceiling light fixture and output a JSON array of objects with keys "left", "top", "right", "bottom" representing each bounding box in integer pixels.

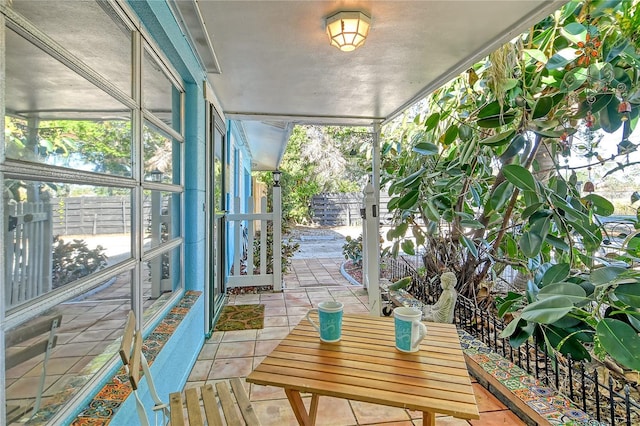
[{"left": 325, "top": 11, "right": 371, "bottom": 52}]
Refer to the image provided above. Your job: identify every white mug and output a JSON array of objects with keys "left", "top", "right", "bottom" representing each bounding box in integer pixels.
[
  {"left": 305, "top": 301, "right": 344, "bottom": 342},
  {"left": 393, "top": 306, "right": 427, "bottom": 352}
]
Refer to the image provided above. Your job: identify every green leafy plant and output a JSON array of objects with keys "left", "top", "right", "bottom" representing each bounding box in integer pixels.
[
  {"left": 381, "top": 0, "right": 640, "bottom": 371},
  {"left": 252, "top": 224, "right": 300, "bottom": 274},
  {"left": 52, "top": 235, "right": 108, "bottom": 288},
  {"left": 342, "top": 234, "right": 363, "bottom": 267}
]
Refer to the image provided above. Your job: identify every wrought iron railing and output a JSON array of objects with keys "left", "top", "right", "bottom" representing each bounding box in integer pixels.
[{"left": 383, "top": 256, "right": 640, "bottom": 426}]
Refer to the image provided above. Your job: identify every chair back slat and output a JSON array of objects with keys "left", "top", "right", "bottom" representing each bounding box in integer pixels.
[
  {"left": 230, "top": 377, "right": 261, "bottom": 425},
  {"left": 201, "top": 383, "right": 224, "bottom": 426},
  {"left": 128, "top": 331, "right": 142, "bottom": 390},
  {"left": 119, "top": 311, "right": 135, "bottom": 365},
  {"left": 169, "top": 392, "right": 186, "bottom": 426},
  {"left": 215, "top": 381, "right": 243, "bottom": 426}
]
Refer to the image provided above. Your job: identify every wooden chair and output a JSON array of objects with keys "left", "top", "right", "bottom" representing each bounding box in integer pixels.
[
  {"left": 120, "top": 311, "right": 170, "bottom": 426},
  {"left": 169, "top": 378, "right": 261, "bottom": 426},
  {"left": 5, "top": 314, "right": 62, "bottom": 423}
]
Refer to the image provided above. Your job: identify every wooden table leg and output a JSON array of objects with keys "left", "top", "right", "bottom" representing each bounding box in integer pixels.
[
  {"left": 309, "top": 394, "right": 320, "bottom": 425},
  {"left": 285, "top": 389, "right": 313, "bottom": 425},
  {"left": 423, "top": 411, "right": 436, "bottom": 426}
]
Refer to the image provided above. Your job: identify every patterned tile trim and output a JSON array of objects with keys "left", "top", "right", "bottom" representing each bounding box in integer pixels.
[
  {"left": 389, "top": 288, "right": 604, "bottom": 426},
  {"left": 28, "top": 291, "right": 201, "bottom": 426}
]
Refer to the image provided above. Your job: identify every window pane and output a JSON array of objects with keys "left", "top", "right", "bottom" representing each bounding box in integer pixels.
[
  {"left": 4, "top": 180, "right": 132, "bottom": 309},
  {"left": 143, "top": 48, "right": 181, "bottom": 133},
  {"left": 143, "top": 122, "right": 178, "bottom": 184},
  {"left": 143, "top": 190, "right": 181, "bottom": 251},
  {"left": 143, "top": 245, "right": 182, "bottom": 301},
  {"left": 4, "top": 270, "right": 132, "bottom": 424},
  {"left": 9, "top": 0, "right": 132, "bottom": 95},
  {"left": 5, "top": 29, "right": 132, "bottom": 175},
  {"left": 5, "top": 116, "right": 133, "bottom": 177}
]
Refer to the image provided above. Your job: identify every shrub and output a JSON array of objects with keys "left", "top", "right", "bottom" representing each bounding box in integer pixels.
[{"left": 52, "top": 236, "right": 108, "bottom": 288}]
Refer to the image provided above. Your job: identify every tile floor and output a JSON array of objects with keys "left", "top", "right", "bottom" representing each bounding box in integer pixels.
[{"left": 184, "top": 259, "right": 525, "bottom": 425}]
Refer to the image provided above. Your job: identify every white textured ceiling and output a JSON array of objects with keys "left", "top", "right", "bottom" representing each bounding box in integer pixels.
[{"left": 179, "top": 0, "right": 567, "bottom": 170}]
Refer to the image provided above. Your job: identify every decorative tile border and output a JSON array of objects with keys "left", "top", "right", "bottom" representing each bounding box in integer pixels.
[
  {"left": 459, "top": 329, "right": 604, "bottom": 425},
  {"left": 387, "top": 286, "right": 603, "bottom": 426},
  {"left": 27, "top": 291, "right": 201, "bottom": 426}
]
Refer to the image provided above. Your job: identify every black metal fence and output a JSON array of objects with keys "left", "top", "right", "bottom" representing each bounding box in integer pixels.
[{"left": 383, "top": 256, "right": 640, "bottom": 426}]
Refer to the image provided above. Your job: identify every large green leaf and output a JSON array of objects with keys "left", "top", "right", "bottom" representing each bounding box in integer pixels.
[
  {"left": 599, "top": 96, "right": 623, "bottom": 133},
  {"left": 423, "top": 200, "right": 440, "bottom": 222},
  {"left": 499, "top": 134, "right": 527, "bottom": 162},
  {"left": 397, "top": 168, "right": 425, "bottom": 189},
  {"left": 546, "top": 235, "right": 570, "bottom": 251},
  {"left": 425, "top": 112, "right": 440, "bottom": 131},
  {"left": 479, "top": 129, "right": 515, "bottom": 146},
  {"left": 519, "top": 230, "right": 544, "bottom": 258},
  {"left": 489, "top": 181, "right": 513, "bottom": 212},
  {"left": 615, "top": 284, "right": 640, "bottom": 307},
  {"left": 401, "top": 239, "right": 415, "bottom": 256},
  {"left": 477, "top": 101, "right": 503, "bottom": 119},
  {"left": 443, "top": 125, "right": 459, "bottom": 145},
  {"left": 546, "top": 48, "right": 577, "bottom": 70},
  {"left": 413, "top": 143, "right": 438, "bottom": 156},
  {"left": 544, "top": 325, "right": 591, "bottom": 360},
  {"left": 596, "top": 319, "right": 640, "bottom": 371},
  {"left": 590, "top": 266, "right": 627, "bottom": 286},
  {"left": 582, "top": 194, "right": 615, "bottom": 216},
  {"left": 523, "top": 49, "right": 547, "bottom": 64},
  {"left": 503, "top": 164, "right": 537, "bottom": 192},
  {"left": 532, "top": 96, "right": 555, "bottom": 119},
  {"left": 520, "top": 296, "right": 574, "bottom": 324},
  {"left": 477, "top": 114, "right": 516, "bottom": 129},
  {"left": 538, "top": 282, "right": 587, "bottom": 304},
  {"left": 397, "top": 190, "right": 419, "bottom": 210},
  {"left": 459, "top": 235, "right": 478, "bottom": 259},
  {"left": 509, "top": 321, "right": 536, "bottom": 347},
  {"left": 560, "top": 22, "right": 587, "bottom": 43},
  {"left": 541, "top": 263, "right": 571, "bottom": 286}
]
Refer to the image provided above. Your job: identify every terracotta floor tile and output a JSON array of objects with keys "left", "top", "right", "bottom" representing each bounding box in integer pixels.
[
  {"left": 471, "top": 383, "right": 506, "bottom": 412},
  {"left": 251, "top": 397, "right": 302, "bottom": 426},
  {"left": 350, "top": 400, "right": 412, "bottom": 424},
  {"left": 360, "top": 421, "right": 414, "bottom": 426},
  {"left": 287, "top": 306, "right": 314, "bottom": 316},
  {"left": 197, "top": 342, "right": 219, "bottom": 360},
  {"left": 468, "top": 410, "right": 525, "bottom": 425},
  {"left": 253, "top": 356, "right": 266, "bottom": 368},
  {"left": 216, "top": 341, "right": 255, "bottom": 358},
  {"left": 303, "top": 396, "right": 356, "bottom": 425},
  {"left": 435, "top": 415, "right": 472, "bottom": 425},
  {"left": 264, "top": 316, "right": 289, "bottom": 327},
  {"left": 250, "top": 383, "right": 288, "bottom": 401},
  {"left": 265, "top": 306, "right": 288, "bottom": 316},
  {"left": 187, "top": 359, "right": 213, "bottom": 381},
  {"left": 255, "top": 339, "right": 281, "bottom": 356},
  {"left": 220, "top": 329, "right": 258, "bottom": 342},
  {"left": 209, "top": 357, "right": 253, "bottom": 379},
  {"left": 257, "top": 326, "right": 292, "bottom": 340}
]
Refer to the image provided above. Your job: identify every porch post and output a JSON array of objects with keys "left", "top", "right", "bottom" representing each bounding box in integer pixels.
[
  {"left": 365, "top": 122, "right": 382, "bottom": 316},
  {"left": 273, "top": 176, "right": 282, "bottom": 291}
]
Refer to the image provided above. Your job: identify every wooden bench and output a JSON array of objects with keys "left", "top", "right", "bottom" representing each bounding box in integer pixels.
[
  {"left": 119, "top": 311, "right": 169, "bottom": 426},
  {"left": 5, "top": 314, "right": 62, "bottom": 423},
  {"left": 169, "top": 378, "right": 261, "bottom": 426}
]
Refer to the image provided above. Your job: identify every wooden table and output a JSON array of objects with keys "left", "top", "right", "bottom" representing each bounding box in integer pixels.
[{"left": 246, "top": 313, "right": 480, "bottom": 426}]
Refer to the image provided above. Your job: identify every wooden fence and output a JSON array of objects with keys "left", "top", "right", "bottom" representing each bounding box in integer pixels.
[
  {"left": 311, "top": 192, "right": 391, "bottom": 226},
  {"left": 4, "top": 194, "right": 53, "bottom": 308}
]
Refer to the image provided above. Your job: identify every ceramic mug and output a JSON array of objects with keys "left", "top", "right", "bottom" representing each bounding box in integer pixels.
[
  {"left": 305, "top": 301, "right": 344, "bottom": 342},
  {"left": 393, "top": 306, "right": 427, "bottom": 352}
]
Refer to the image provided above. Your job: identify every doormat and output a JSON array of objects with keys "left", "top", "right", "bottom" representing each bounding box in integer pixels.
[{"left": 215, "top": 304, "right": 265, "bottom": 331}]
